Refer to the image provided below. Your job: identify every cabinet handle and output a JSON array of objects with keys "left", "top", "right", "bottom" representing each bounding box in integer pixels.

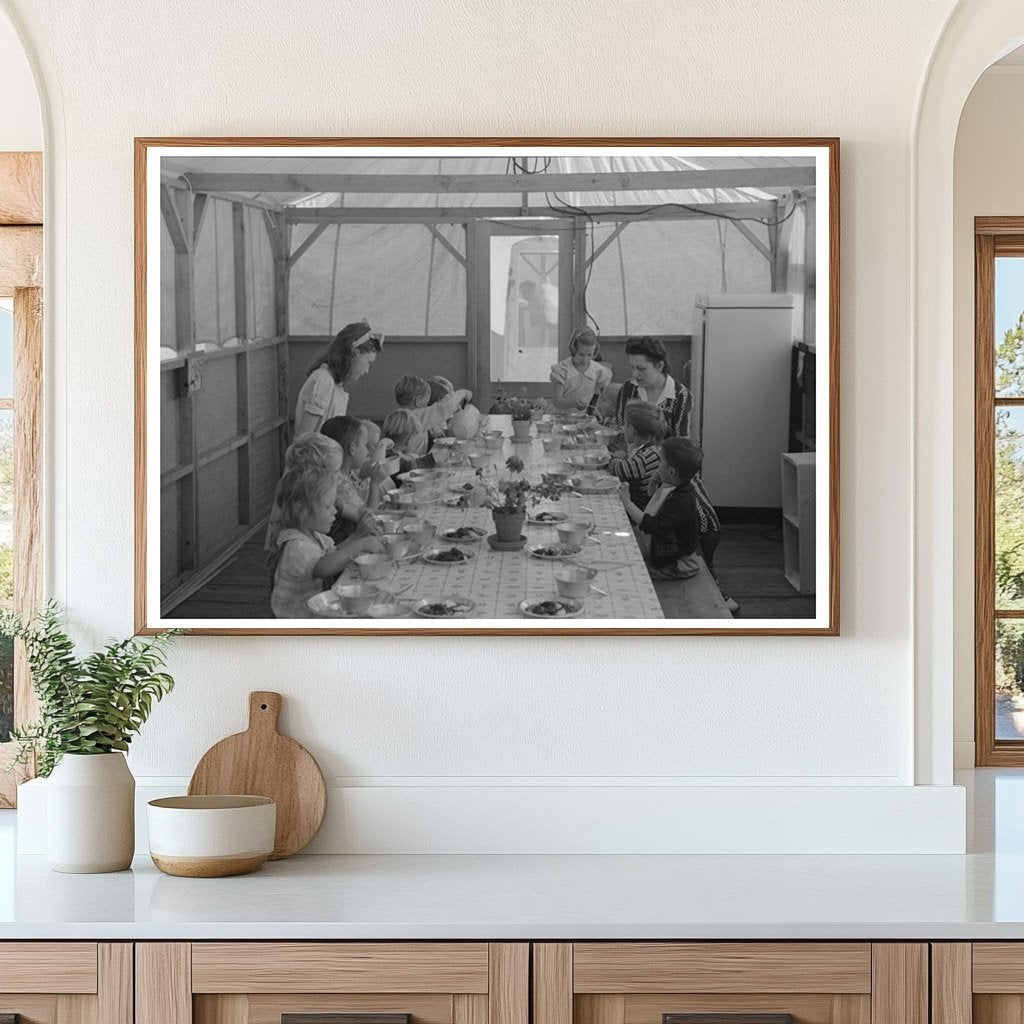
[
  {"left": 664, "top": 1016, "right": 794, "bottom": 1024},
  {"left": 283, "top": 1015, "right": 411, "bottom": 1024}
]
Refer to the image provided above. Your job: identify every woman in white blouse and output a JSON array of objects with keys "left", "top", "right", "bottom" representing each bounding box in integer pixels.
[
  {"left": 548, "top": 327, "right": 613, "bottom": 412},
  {"left": 293, "top": 321, "right": 383, "bottom": 438}
]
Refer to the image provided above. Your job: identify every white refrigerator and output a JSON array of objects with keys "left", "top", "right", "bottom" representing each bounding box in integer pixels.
[{"left": 691, "top": 293, "right": 795, "bottom": 508}]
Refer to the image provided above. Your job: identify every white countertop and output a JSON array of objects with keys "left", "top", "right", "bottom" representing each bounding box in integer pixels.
[
  {"left": 0, "top": 769, "right": 1021, "bottom": 941},
  {"left": 0, "top": 849, "right": 1022, "bottom": 940}
]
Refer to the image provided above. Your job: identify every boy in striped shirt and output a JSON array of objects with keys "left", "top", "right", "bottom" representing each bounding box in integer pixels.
[{"left": 608, "top": 401, "right": 665, "bottom": 509}]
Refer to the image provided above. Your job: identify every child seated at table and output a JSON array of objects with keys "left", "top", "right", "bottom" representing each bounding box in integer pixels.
[
  {"left": 608, "top": 401, "right": 665, "bottom": 509},
  {"left": 271, "top": 465, "right": 383, "bottom": 618},
  {"left": 393, "top": 374, "right": 473, "bottom": 455},
  {"left": 264, "top": 432, "right": 343, "bottom": 569},
  {"left": 594, "top": 382, "right": 621, "bottom": 424},
  {"left": 320, "top": 416, "right": 389, "bottom": 543},
  {"left": 619, "top": 436, "right": 703, "bottom": 581},
  {"left": 382, "top": 408, "right": 434, "bottom": 473}
]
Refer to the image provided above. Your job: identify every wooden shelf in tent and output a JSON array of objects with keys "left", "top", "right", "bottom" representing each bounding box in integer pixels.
[
  {"left": 158, "top": 187, "right": 290, "bottom": 613},
  {"left": 781, "top": 452, "right": 816, "bottom": 595}
]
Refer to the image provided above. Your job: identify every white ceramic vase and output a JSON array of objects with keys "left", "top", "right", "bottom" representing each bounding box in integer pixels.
[{"left": 46, "top": 752, "right": 135, "bottom": 873}]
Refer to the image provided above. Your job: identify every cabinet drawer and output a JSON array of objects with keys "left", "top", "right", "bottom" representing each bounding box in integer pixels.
[
  {"left": 0, "top": 943, "right": 130, "bottom": 1024},
  {"left": 140, "top": 943, "right": 528, "bottom": 1024},
  {"left": 0, "top": 942, "right": 99, "bottom": 993},
  {"left": 191, "top": 943, "right": 491, "bottom": 994},
  {"left": 572, "top": 944, "right": 871, "bottom": 994},
  {"left": 534, "top": 943, "right": 925, "bottom": 1024}
]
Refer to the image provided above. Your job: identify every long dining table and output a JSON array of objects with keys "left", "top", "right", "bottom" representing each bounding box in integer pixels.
[{"left": 337, "top": 435, "right": 666, "bottom": 620}]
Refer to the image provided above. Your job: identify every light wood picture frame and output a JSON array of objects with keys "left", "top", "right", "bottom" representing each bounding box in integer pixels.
[{"left": 135, "top": 137, "right": 840, "bottom": 636}]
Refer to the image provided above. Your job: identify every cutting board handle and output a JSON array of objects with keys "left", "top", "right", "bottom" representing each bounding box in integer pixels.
[{"left": 248, "top": 691, "right": 282, "bottom": 734}]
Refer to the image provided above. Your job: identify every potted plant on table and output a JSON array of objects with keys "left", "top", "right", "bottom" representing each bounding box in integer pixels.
[
  {"left": 486, "top": 456, "right": 571, "bottom": 543},
  {"left": 507, "top": 395, "right": 537, "bottom": 442},
  {"left": 489, "top": 390, "right": 538, "bottom": 442},
  {"left": 2, "top": 603, "right": 179, "bottom": 873}
]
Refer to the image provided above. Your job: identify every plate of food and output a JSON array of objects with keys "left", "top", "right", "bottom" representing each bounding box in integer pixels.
[
  {"left": 439, "top": 525, "right": 486, "bottom": 544},
  {"left": 527, "top": 510, "right": 568, "bottom": 525},
  {"left": 518, "top": 597, "right": 584, "bottom": 619},
  {"left": 572, "top": 473, "right": 619, "bottom": 494},
  {"left": 388, "top": 491, "right": 442, "bottom": 509},
  {"left": 413, "top": 597, "right": 476, "bottom": 619},
  {"left": 397, "top": 468, "right": 448, "bottom": 484},
  {"left": 528, "top": 543, "right": 583, "bottom": 560},
  {"left": 306, "top": 591, "right": 360, "bottom": 618},
  {"left": 421, "top": 546, "right": 477, "bottom": 565},
  {"left": 449, "top": 481, "right": 477, "bottom": 494},
  {"left": 564, "top": 452, "right": 610, "bottom": 470}
]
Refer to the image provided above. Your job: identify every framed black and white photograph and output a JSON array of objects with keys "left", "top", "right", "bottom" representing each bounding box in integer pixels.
[{"left": 135, "top": 138, "right": 838, "bottom": 635}]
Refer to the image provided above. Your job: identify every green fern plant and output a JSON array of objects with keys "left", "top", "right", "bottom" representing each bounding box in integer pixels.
[{"left": 0, "top": 603, "right": 180, "bottom": 777}]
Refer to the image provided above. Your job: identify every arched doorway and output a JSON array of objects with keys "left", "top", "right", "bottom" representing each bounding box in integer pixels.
[{"left": 913, "top": 1, "right": 1024, "bottom": 784}]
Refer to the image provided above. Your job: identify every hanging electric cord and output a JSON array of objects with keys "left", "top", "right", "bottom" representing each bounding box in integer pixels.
[{"left": 545, "top": 191, "right": 601, "bottom": 333}]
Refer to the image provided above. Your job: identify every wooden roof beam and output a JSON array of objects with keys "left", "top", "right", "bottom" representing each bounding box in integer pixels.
[
  {"left": 182, "top": 166, "right": 816, "bottom": 195},
  {"left": 283, "top": 201, "right": 778, "bottom": 224}
]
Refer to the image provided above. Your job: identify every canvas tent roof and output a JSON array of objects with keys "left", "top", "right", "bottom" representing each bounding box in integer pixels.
[{"left": 161, "top": 154, "right": 815, "bottom": 212}]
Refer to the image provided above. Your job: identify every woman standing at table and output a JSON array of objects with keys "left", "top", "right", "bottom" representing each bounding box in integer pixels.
[
  {"left": 614, "top": 335, "right": 692, "bottom": 437},
  {"left": 293, "top": 320, "right": 384, "bottom": 438},
  {"left": 549, "top": 327, "right": 612, "bottom": 412}
]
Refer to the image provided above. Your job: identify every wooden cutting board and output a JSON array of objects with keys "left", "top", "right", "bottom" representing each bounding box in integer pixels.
[{"left": 188, "top": 691, "right": 326, "bottom": 859}]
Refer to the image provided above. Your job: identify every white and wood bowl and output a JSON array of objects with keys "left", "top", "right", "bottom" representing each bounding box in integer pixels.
[{"left": 147, "top": 795, "right": 276, "bottom": 877}]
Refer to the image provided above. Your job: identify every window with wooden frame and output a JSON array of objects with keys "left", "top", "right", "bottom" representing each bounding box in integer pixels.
[
  {"left": 976, "top": 218, "right": 1024, "bottom": 765},
  {"left": 0, "top": 151, "right": 44, "bottom": 806}
]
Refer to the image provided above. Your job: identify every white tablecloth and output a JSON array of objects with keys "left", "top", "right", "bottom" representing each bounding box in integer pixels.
[{"left": 340, "top": 437, "right": 665, "bottom": 620}]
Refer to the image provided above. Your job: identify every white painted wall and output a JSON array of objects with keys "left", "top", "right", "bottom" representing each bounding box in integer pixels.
[
  {"left": 0, "top": 0, "right": 985, "bottom": 852},
  {"left": 0, "top": 10, "right": 39, "bottom": 151},
  {"left": 952, "top": 65, "right": 1024, "bottom": 768}
]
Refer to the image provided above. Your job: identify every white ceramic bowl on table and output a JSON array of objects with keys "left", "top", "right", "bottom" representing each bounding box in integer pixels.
[
  {"left": 332, "top": 582, "right": 381, "bottom": 614},
  {"left": 147, "top": 795, "right": 276, "bottom": 878},
  {"left": 556, "top": 521, "right": 594, "bottom": 547},
  {"left": 554, "top": 565, "right": 598, "bottom": 598},
  {"left": 401, "top": 519, "right": 436, "bottom": 547},
  {"left": 354, "top": 553, "right": 393, "bottom": 581}
]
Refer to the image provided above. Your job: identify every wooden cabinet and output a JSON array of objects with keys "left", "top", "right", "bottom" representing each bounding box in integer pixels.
[
  {"left": 136, "top": 944, "right": 528, "bottom": 1024},
  {"left": 932, "top": 943, "right": 1024, "bottom": 1024},
  {"left": 532, "top": 943, "right": 927, "bottom": 1024},
  {"left": 0, "top": 942, "right": 132, "bottom": 1024}
]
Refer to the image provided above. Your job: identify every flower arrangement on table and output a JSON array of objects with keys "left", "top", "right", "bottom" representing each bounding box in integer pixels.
[
  {"left": 489, "top": 390, "right": 539, "bottom": 422},
  {"left": 486, "top": 456, "right": 571, "bottom": 515}
]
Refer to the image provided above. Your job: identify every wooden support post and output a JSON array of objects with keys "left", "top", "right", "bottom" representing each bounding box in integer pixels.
[
  {"left": 767, "top": 198, "right": 781, "bottom": 291},
  {"left": 572, "top": 217, "right": 588, "bottom": 330},
  {"left": 729, "top": 218, "right": 772, "bottom": 263},
  {"left": 585, "top": 221, "right": 628, "bottom": 268},
  {"left": 192, "top": 193, "right": 209, "bottom": 250},
  {"left": 173, "top": 189, "right": 199, "bottom": 580},
  {"left": 286, "top": 222, "right": 329, "bottom": 270},
  {"left": 272, "top": 211, "right": 290, "bottom": 457},
  {"left": 426, "top": 224, "right": 467, "bottom": 267},
  {"left": 232, "top": 203, "right": 251, "bottom": 526},
  {"left": 464, "top": 220, "right": 479, "bottom": 397}
]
